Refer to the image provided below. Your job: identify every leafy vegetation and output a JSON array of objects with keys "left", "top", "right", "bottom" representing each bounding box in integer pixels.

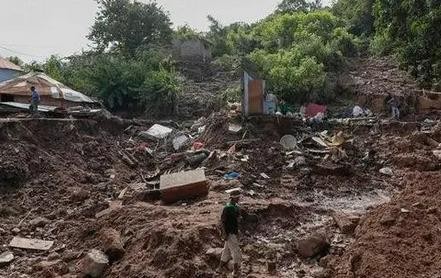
[{"left": 10, "top": 0, "right": 441, "bottom": 115}]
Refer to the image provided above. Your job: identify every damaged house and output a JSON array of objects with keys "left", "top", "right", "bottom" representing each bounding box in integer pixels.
[
  {"left": 0, "top": 56, "right": 24, "bottom": 83},
  {"left": 0, "top": 72, "right": 98, "bottom": 110}
]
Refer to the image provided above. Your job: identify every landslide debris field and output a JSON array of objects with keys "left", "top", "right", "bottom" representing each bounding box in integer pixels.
[{"left": 0, "top": 112, "right": 440, "bottom": 278}]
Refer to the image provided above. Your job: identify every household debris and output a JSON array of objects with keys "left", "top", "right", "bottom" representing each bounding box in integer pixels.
[
  {"left": 159, "top": 169, "right": 209, "bottom": 203},
  {"left": 139, "top": 124, "right": 173, "bottom": 140}
]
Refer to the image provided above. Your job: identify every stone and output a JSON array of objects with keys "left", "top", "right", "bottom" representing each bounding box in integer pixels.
[
  {"left": 0, "top": 251, "right": 14, "bottom": 267},
  {"left": 379, "top": 167, "right": 393, "bottom": 176},
  {"left": 9, "top": 237, "right": 54, "bottom": 251},
  {"left": 11, "top": 227, "right": 20, "bottom": 235},
  {"left": 205, "top": 248, "right": 223, "bottom": 259},
  {"left": 228, "top": 124, "right": 243, "bottom": 134},
  {"left": 380, "top": 214, "right": 395, "bottom": 226},
  {"left": 77, "top": 249, "right": 109, "bottom": 278},
  {"left": 48, "top": 252, "right": 61, "bottom": 261},
  {"left": 159, "top": 169, "right": 208, "bottom": 204},
  {"left": 297, "top": 234, "right": 330, "bottom": 258},
  {"left": 29, "top": 217, "right": 50, "bottom": 228},
  {"left": 100, "top": 228, "right": 125, "bottom": 262},
  {"left": 70, "top": 187, "right": 90, "bottom": 202},
  {"left": 332, "top": 212, "right": 360, "bottom": 234}
]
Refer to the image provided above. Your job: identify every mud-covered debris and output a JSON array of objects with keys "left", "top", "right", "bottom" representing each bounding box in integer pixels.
[
  {"left": 159, "top": 169, "right": 208, "bottom": 203},
  {"left": 297, "top": 234, "right": 330, "bottom": 258},
  {"left": 332, "top": 212, "right": 360, "bottom": 235},
  {"left": 100, "top": 228, "right": 125, "bottom": 262},
  {"left": 77, "top": 249, "right": 109, "bottom": 278}
]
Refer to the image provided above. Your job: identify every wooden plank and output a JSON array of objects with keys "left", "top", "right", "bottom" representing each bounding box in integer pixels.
[{"left": 9, "top": 237, "right": 54, "bottom": 251}]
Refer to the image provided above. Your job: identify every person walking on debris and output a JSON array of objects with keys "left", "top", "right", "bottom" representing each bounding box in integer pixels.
[
  {"left": 386, "top": 93, "right": 400, "bottom": 119},
  {"left": 29, "top": 86, "right": 40, "bottom": 115},
  {"left": 218, "top": 190, "right": 242, "bottom": 277}
]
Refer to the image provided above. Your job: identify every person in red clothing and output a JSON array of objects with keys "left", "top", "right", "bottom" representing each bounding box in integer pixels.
[{"left": 217, "top": 190, "right": 242, "bottom": 277}]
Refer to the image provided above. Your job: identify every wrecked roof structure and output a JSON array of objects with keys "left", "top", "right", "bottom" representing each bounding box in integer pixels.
[
  {"left": 0, "top": 57, "right": 24, "bottom": 83},
  {"left": 0, "top": 72, "right": 97, "bottom": 107}
]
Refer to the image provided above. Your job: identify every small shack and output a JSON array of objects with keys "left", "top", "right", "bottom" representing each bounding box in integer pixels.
[
  {"left": 0, "top": 57, "right": 24, "bottom": 83},
  {"left": 242, "top": 68, "right": 266, "bottom": 116},
  {"left": 0, "top": 72, "right": 97, "bottom": 108}
]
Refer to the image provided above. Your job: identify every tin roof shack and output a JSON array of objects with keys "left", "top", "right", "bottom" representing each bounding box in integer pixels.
[
  {"left": 242, "top": 68, "right": 266, "bottom": 116},
  {"left": 0, "top": 72, "right": 98, "bottom": 108},
  {"left": 0, "top": 57, "right": 24, "bottom": 83}
]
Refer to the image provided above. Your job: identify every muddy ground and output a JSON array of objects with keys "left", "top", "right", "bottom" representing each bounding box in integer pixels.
[{"left": 0, "top": 113, "right": 439, "bottom": 278}]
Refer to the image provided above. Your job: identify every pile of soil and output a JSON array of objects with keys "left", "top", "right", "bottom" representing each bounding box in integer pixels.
[
  {"left": 328, "top": 171, "right": 441, "bottom": 278},
  {"left": 0, "top": 114, "right": 437, "bottom": 278}
]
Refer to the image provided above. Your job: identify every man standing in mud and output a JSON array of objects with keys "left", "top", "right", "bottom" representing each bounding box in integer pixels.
[
  {"left": 218, "top": 190, "right": 241, "bottom": 277},
  {"left": 29, "top": 86, "right": 40, "bottom": 115}
]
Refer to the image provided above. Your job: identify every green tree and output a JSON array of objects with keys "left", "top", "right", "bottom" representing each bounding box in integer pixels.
[
  {"left": 7, "top": 56, "right": 24, "bottom": 67},
  {"left": 332, "top": 0, "right": 375, "bottom": 36},
  {"left": 277, "top": 0, "right": 322, "bottom": 13},
  {"left": 88, "top": 0, "right": 173, "bottom": 56}
]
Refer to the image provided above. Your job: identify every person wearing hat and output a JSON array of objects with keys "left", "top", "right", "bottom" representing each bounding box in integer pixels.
[{"left": 217, "top": 189, "right": 242, "bottom": 277}]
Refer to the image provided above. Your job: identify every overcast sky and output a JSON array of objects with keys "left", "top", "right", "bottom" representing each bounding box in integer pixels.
[{"left": 0, "top": 0, "right": 332, "bottom": 62}]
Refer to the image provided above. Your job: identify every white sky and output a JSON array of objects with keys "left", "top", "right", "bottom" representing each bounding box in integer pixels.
[{"left": 0, "top": 0, "right": 331, "bottom": 62}]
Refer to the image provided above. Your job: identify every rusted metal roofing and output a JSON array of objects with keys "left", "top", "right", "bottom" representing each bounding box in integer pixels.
[
  {"left": 0, "top": 57, "right": 23, "bottom": 71},
  {"left": 0, "top": 72, "right": 96, "bottom": 103}
]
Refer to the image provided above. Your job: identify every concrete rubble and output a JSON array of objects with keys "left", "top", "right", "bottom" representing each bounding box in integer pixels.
[{"left": 9, "top": 237, "right": 54, "bottom": 251}]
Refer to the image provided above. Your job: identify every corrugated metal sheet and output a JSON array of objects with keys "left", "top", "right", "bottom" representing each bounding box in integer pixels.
[
  {"left": 0, "top": 72, "right": 96, "bottom": 103},
  {"left": 0, "top": 57, "right": 23, "bottom": 71},
  {"left": 0, "top": 69, "right": 22, "bottom": 83}
]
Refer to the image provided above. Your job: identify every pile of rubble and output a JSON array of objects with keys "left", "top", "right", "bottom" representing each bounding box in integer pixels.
[{"left": 0, "top": 110, "right": 440, "bottom": 277}]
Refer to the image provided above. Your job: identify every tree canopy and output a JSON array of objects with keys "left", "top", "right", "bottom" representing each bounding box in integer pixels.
[{"left": 88, "top": 0, "right": 173, "bottom": 56}]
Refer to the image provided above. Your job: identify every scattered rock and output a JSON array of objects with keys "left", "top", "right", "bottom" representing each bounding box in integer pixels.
[
  {"left": 297, "top": 234, "right": 330, "bottom": 258},
  {"left": 29, "top": 217, "right": 50, "bottom": 228},
  {"left": 205, "top": 247, "right": 223, "bottom": 259},
  {"left": 380, "top": 213, "right": 396, "bottom": 226},
  {"left": 379, "top": 167, "right": 393, "bottom": 176},
  {"left": 0, "top": 251, "right": 14, "bottom": 267},
  {"left": 332, "top": 211, "right": 360, "bottom": 234},
  {"left": 48, "top": 252, "right": 61, "bottom": 261},
  {"left": 77, "top": 249, "right": 109, "bottom": 278},
  {"left": 70, "top": 187, "right": 90, "bottom": 202},
  {"left": 11, "top": 227, "right": 20, "bottom": 235},
  {"left": 100, "top": 228, "right": 125, "bottom": 262}
]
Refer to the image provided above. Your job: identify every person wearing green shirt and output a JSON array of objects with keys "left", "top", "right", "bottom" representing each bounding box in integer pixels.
[{"left": 217, "top": 190, "right": 242, "bottom": 277}]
